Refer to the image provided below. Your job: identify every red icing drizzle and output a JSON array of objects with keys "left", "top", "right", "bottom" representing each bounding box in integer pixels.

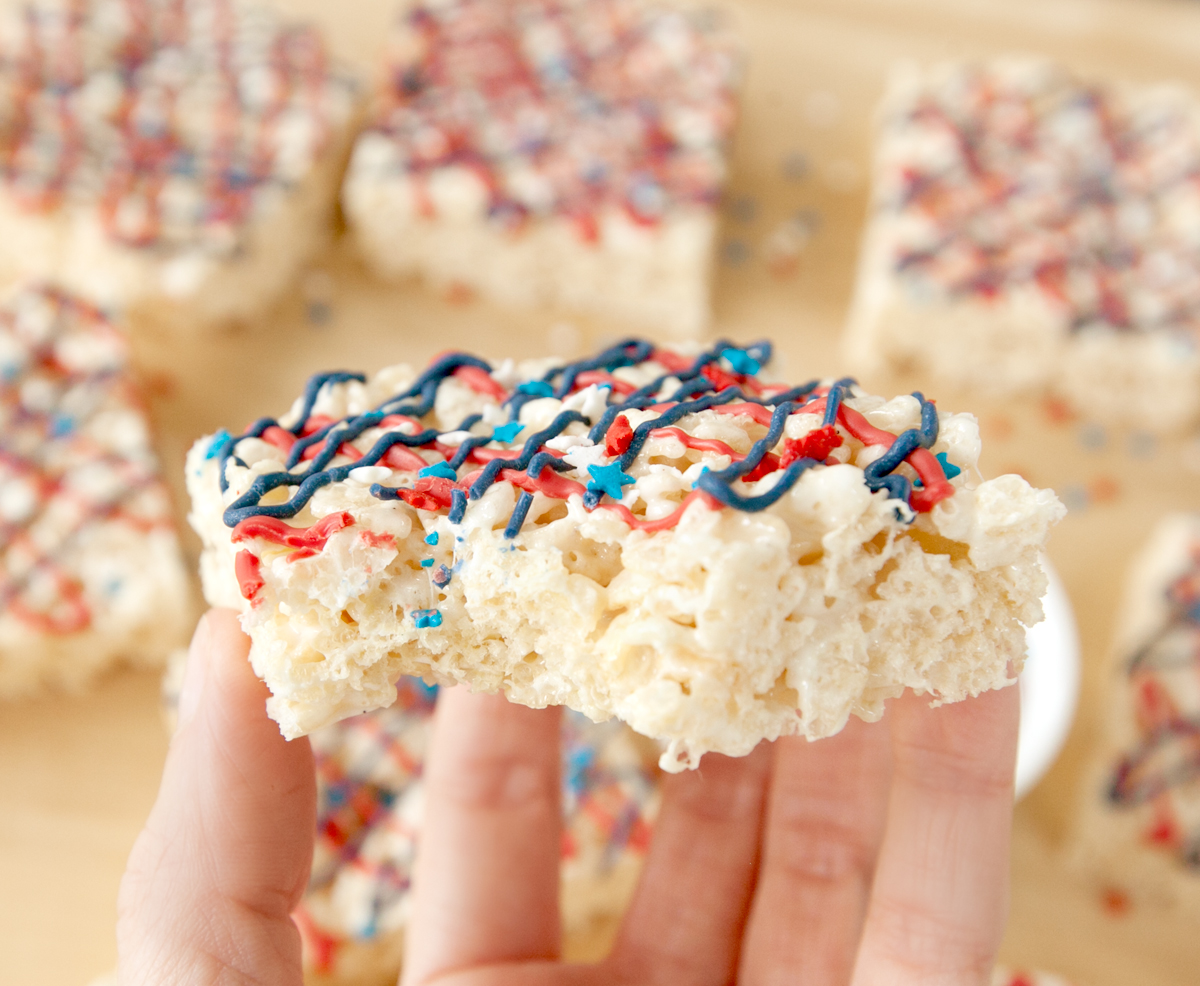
[
  {"left": 235, "top": 550, "right": 264, "bottom": 601},
  {"left": 232, "top": 512, "right": 355, "bottom": 551}
]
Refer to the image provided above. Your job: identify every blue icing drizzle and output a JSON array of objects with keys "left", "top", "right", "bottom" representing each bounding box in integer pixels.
[{"left": 213, "top": 338, "right": 945, "bottom": 539}]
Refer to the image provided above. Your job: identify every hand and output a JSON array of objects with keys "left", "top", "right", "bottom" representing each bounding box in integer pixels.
[
  {"left": 117, "top": 609, "right": 1019, "bottom": 986},
  {"left": 117, "top": 609, "right": 316, "bottom": 986}
]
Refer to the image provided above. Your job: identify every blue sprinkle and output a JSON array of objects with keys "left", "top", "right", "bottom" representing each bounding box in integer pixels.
[
  {"left": 205, "top": 429, "right": 232, "bottom": 460},
  {"left": 782, "top": 151, "right": 811, "bottom": 181},
  {"left": 413, "top": 608, "right": 443, "bottom": 629},
  {"left": 432, "top": 565, "right": 452, "bottom": 587},
  {"left": 729, "top": 195, "right": 758, "bottom": 223},
  {"left": 420, "top": 558, "right": 434, "bottom": 568},
  {"left": 936, "top": 451, "right": 962, "bottom": 479},
  {"left": 424, "top": 531, "right": 439, "bottom": 546},
  {"left": 418, "top": 461, "right": 458, "bottom": 480},
  {"left": 587, "top": 462, "right": 637, "bottom": 500},
  {"left": 720, "top": 347, "right": 761, "bottom": 376},
  {"left": 306, "top": 301, "right": 332, "bottom": 326},
  {"left": 491, "top": 421, "right": 525, "bottom": 443},
  {"left": 517, "top": 381, "right": 554, "bottom": 398},
  {"left": 1127, "top": 432, "right": 1156, "bottom": 459},
  {"left": 722, "top": 239, "right": 751, "bottom": 266},
  {"left": 1060, "top": 483, "right": 1089, "bottom": 512},
  {"left": 49, "top": 414, "right": 75, "bottom": 437},
  {"left": 1077, "top": 423, "right": 1108, "bottom": 451}
]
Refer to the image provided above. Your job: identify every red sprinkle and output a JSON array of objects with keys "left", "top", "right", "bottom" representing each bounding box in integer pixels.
[
  {"left": 779, "top": 424, "right": 843, "bottom": 468},
  {"left": 605, "top": 414, "right": 634, "bottom": 456},
  {"left": 1100, "top": 886, "right": 1132, "bottom": 917},
  {"left": 359, "top": 530, "right": 397, "bottom": 550}
]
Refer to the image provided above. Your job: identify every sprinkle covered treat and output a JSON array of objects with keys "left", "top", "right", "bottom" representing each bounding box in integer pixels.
[
  {"left": 289, "top": 679, "right": 658, "bottom": 986},
  {"left": 1, "top": 285, "right": 189, "bottom": 697},
  {"left": 187, "top": 337, "right": 1064, "bottom": 770},
  {"left": 0, "top": 0, "right": 359, "bottom": 330},
  {"left": 342, "top": 0, "right": 737, "bottom": 337},
  {"left": 846, "top": 59, "right": 1200, "bottom": 431},
  {"left": 1076, "top": 514, "right": 1200, "bottom": 912}
]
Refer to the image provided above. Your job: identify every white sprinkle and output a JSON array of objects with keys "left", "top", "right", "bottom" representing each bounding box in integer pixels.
[
  {"left": 348, "top": 466, "right": 392, "bottom": 485},
  {"left": 438, "top": 430, "right": 473, "bottom": 446}
]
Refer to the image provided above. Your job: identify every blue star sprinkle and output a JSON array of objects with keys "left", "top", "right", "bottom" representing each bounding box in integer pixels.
[
  {"left": 424, "top": 531, "right": 439, "bottom": 546},
  {"left": 935, "top": 452, "right": 961, "bottom": 479},
  {"left": 720, "top": 347, "right": 761, "bottom": 376},
  {"left": 418, "top": 462, "right": 458, "bottom": 480},
  {"left": 587, "top": 462, "right": 636, "bottom": 500},
  {"left": 517, "top": 381, "right": 554, "bottom": 398},
  {"left": 491, "top": 421, "right": 525, "bottom": 443}
]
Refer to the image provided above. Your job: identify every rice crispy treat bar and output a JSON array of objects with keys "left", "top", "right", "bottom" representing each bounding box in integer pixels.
[
  {"left": 0, "top": 0, "right": 359, "bottom": 330},
  {"left": 1074, "top": 514, "right": 1200, "bottom": 912},
  {"left": 342, "top": 0, "right": 737, "bottom": 337},
  {"left": 0, "top": 285, "right": 189, "bottom": 696},
  {"left": 187, "top": 337, "right": 1063, "bottom": 770},
  {"left": 289, "top": 679, "right": 658, "bottom": 986},
  {"left": 846, "top": 58, "right": 1200, "bottom": 431}
]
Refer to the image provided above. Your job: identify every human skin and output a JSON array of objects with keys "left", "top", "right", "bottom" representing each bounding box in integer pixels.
[{"left": 117, "top": 608, "right": 1020, "bottom": 986}]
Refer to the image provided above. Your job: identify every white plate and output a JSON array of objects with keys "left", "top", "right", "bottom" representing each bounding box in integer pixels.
[{"left": 1015, "top": 557, "right": 1081, "bottom": 800}]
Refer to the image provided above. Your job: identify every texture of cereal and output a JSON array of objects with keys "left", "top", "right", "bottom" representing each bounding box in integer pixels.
[{"left": 187, "top": 338, "right": 1063, "bottom": 769}]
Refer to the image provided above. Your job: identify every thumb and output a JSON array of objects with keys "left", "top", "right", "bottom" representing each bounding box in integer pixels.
[{"left": 117, "top": 608, "right": 315, "bottom": 986}]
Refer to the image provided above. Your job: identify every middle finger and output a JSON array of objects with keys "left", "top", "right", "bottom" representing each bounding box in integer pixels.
[{"left": 739, "top": 717, "right": 892, "bottom": 986}]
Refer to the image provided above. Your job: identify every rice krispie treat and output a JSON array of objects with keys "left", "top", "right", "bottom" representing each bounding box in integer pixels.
[
  {"left": 846, "top": 59, "right": 1200, "bottom": 431},
  {"left": 292, "top": 679, "right": 658, "bottom": 986},
  {"left": 1, "top": 284, "right": 189, "bottom": 697},
  {"left": 187, "top": 336, "right": 1063, "bottom": 770},
  {"left": 1075, "top": 514, "right": 1200, "bottom": 911},
  {"left": 342, "top": 0, "right": 737, "bottom": 337},
  {"left": 0, "top": 0, "right": 359, "bottom": 330}
]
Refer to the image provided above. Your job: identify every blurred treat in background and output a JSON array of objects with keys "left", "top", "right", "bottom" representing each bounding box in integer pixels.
[
  {"left": 342, "top": 0, "right": 739, "bottom": 337},
  {"left": 0, "top": 0, "right": 361, "bottom": 332},
  {"left": 0, "top": 283, "right": 190, "bottom": 698},
  {"left": 1074, "top": 513, "right": 1200, "bottom": 915},
  {"left": 846, "top": 58, "right": 1200, "bottom": 432}
]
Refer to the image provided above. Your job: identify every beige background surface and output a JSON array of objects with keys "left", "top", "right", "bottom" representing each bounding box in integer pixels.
[{"left": 3, "top": 0, "right": 1200, "bottom": 982}]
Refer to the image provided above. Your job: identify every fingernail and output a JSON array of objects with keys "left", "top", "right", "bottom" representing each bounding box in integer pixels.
[{"left": 177, "top": 613, "right": 211, "bottom": 728}]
